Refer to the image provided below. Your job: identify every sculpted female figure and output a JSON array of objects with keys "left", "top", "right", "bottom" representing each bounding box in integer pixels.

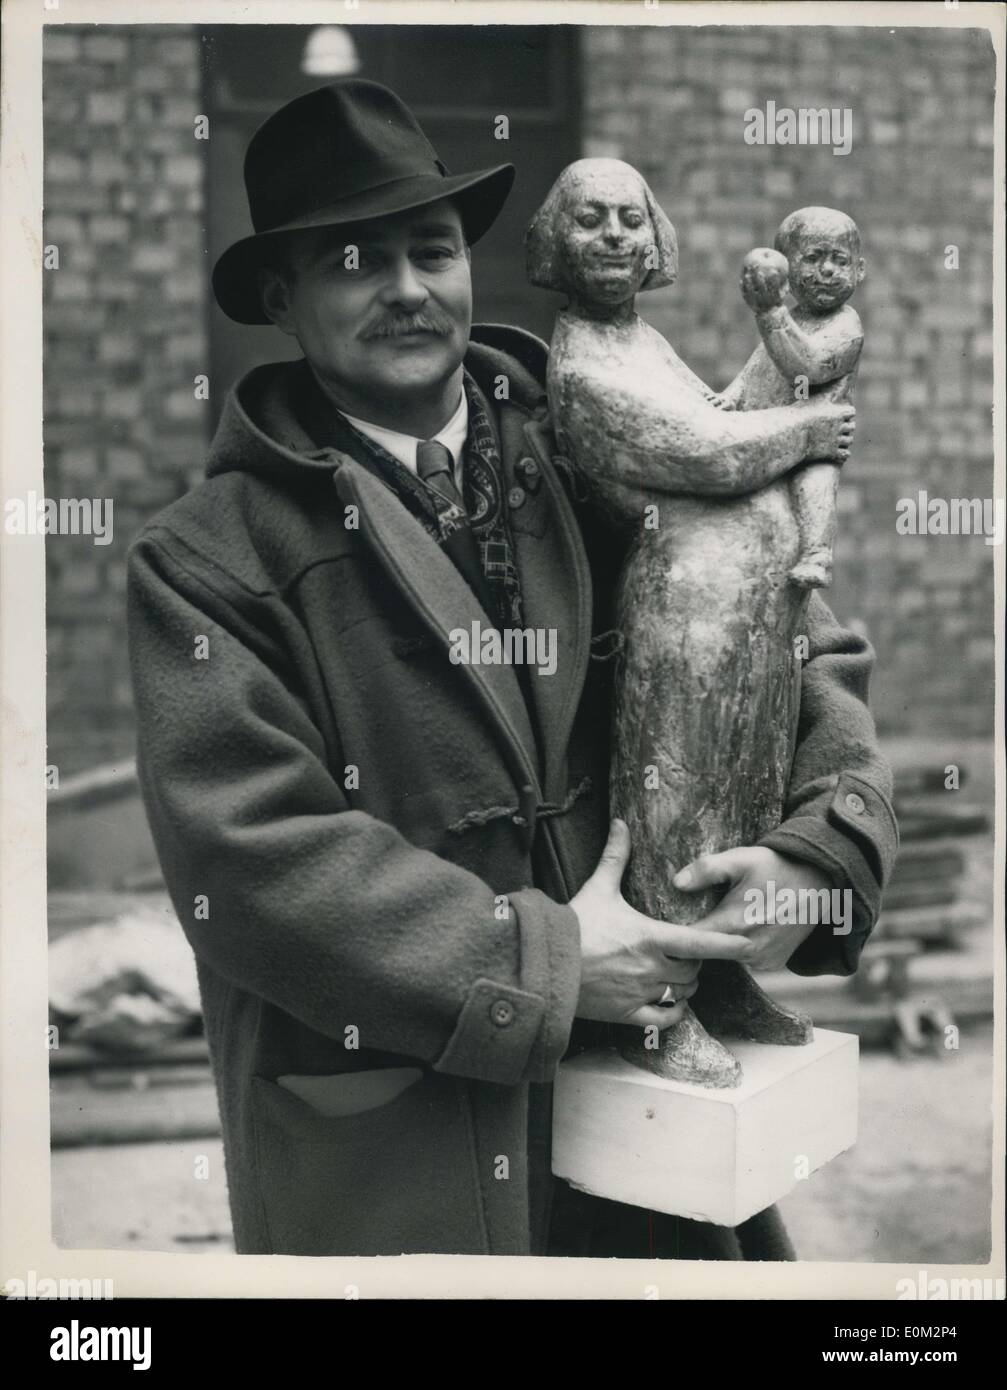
[{"left": 527, "top": 161, "right": 857, "bottom": 1085}]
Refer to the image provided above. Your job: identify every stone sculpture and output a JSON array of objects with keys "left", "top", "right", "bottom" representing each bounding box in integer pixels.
[
  {"left": 723, "top": 207, "right": 865, "bottom": 588},
  {"left": 527, "top": 161, "right": 859, "bottom": 1087}
]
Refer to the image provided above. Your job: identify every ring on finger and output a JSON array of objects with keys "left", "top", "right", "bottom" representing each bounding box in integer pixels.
[{"left": 657, "top": 984, "right": 677, "bottom": 1007}]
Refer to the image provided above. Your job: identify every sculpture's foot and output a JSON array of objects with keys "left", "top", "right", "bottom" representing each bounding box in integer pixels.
[
  {"left": 789, "top": 549, "right": 832, "bottom": 589},
  {"left": 618, "top": 1005, "right": 743, "bottom": 1089},
  {"left": 690, "top": 959, "right": 814, "bottom": 1045}
]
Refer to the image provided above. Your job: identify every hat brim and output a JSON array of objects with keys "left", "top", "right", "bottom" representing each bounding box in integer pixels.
[{"left": 212, "top": 163, "right": 515, "bottom": 325}]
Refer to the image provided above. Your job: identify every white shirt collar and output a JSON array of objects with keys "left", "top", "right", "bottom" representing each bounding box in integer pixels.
[{"left": 339, "top": 390, "right": 469, "bottom": 484}]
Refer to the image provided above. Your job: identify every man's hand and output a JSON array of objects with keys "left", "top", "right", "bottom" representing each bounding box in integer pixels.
[
  {"left": 673, "top": 846, "right": 835, "bottom": 970},
  {"left": 570, "top": 820, "right": 756, "bottom": 1030}
]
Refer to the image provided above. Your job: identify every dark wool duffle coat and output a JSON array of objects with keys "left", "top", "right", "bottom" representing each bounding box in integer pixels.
[{"left": 127, "top": 325, "right": 899, "bottom": 1258}]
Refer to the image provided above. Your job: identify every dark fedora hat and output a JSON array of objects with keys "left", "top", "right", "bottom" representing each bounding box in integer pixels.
[{"left": 212, "top": 78, "right": 515, "bottom": 325}]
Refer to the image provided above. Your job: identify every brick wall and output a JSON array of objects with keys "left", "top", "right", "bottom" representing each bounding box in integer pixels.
[
  {"left": 43, "top": 25, "right": 209, "bottom": 776},
  {"left": 581, "top": 24, "right": 996, "bottom": 736}
]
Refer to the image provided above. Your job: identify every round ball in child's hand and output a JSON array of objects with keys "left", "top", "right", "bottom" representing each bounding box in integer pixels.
[{"left": 740, "top": 247, "right": 790, "bottom": 309}]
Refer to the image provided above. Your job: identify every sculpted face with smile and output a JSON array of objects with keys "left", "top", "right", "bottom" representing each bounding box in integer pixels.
[{"left": 554, "top": 161, "right": 661, "bottom": 314}]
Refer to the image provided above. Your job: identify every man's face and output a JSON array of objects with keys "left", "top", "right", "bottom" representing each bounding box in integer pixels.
[
  {"left": 558, "top": 165, "right": 655, "bottom": 306},
  {"left": 261, "top": 199, "right": 472, "bottom": 413}
]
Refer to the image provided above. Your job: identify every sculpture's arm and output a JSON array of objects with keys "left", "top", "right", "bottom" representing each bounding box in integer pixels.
[
  {"left": 651, "top": 338, "right": 729, "bottom": 409},
  {"left": 715, "top": 344, "right": 764, "bottom": 410},
  {"left": 754, "top": 304, "right": 863, "bottom": 386},
  {"left": 758, "top": 593, "right": 898, "bottom": 976},
  {"left": 563, "top": 366, "right": 851, "bottom": 498}
]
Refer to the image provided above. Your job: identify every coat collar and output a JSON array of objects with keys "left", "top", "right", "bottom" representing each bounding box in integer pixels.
[
  {"left": 331, "top": 403, "right": 591, "bottom": 804},
  {"left": 206, "top": 328, "right": 590, "bottom": 801},
  {"left": 501, "top": 412, "right": 592, "bottom": 803},
  {"left": 205, "top": 327, "right": 547, "bottom": 486},
  {"left": 333, "top": 458, "right": 541, "bottom": 795}
]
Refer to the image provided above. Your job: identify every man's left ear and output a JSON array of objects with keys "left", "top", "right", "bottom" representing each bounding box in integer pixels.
[
  {"left": 856, "top": 256, "right": 867, "bottom": 284},
  {"left": 259, "top": 266, "right": 297, "bottom": 337}
]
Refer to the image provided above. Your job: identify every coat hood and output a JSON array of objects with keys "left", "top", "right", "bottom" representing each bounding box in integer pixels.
[{"left": 205, "top": 323, "right": 549, "bottom": 486}]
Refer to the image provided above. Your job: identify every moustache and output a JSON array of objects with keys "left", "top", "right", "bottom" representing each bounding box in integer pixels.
[{"left": 360, "top": 312, "right": 455, "bottom": 340}]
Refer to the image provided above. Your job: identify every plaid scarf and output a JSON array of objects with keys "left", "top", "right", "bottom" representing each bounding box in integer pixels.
[{"left": 334, "top": 371, "right": 525, "bottom": 629}]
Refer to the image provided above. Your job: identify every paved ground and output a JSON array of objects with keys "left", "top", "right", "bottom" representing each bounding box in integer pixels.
[
  {"left": 779, "top": 1019, "right": 993, "bottom": 1264},
  {"left": 53, "top": 1020, "right": 994, "bottom": 1263}
]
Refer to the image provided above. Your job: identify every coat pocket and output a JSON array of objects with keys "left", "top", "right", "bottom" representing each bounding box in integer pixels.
[
  {"left": 249, "top": 1071, "right": 489, "bottom": 1256},
  {"left": 276, "top": 1067, "right": 423, "bottom": 1116}
]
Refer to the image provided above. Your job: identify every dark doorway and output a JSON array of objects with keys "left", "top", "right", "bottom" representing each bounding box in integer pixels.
[{"left": 201, "top": 24, "right": 581, "bottom": 411}]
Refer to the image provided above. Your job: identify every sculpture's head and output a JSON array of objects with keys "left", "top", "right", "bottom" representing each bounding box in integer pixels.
[
  {"left": 774, "top": 206, "right": 865, "bottom": 314},
  {"left": 526, "top": 159, "right": 677, "bottom": 311}
]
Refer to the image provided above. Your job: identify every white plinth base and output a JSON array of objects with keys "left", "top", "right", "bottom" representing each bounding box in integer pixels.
[{"left": 552, "top": 1028, "right": 858, "bottom": 1227}]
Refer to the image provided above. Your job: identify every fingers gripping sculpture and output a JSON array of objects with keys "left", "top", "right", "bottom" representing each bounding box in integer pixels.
[{"left": 527, "top": 162, "right": 859, "bottom": 1086}]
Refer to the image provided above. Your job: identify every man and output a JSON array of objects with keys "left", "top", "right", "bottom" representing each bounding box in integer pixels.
[{"left": 127, "top": 79, "right": 898, "bottom": 1259}]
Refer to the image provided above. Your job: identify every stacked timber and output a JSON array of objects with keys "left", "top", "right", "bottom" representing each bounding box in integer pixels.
[
  {"left": 762, "top": 755, "right": 993, "bottom": 1045},
  {"left": 892, "top": 764, "right": 992, "bottom": 842},
  {"left": 874, "top": 763, "right": 990, "bottom": 950}
]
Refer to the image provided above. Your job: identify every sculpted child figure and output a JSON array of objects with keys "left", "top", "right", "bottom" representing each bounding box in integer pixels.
[
  {"left": 526, "top": 160, "right": 857, "bottom": 1087},
  {"left": 724, "top": 207, "right": 865, "bottom": 589}
]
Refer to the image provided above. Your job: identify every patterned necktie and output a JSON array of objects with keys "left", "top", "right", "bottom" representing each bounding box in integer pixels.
[{"left": 416, "top": 439, "right": 496, "bottom": 619}]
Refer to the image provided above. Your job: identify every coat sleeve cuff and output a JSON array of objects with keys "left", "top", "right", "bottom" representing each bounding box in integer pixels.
[
  {"left": 431, "top": 893, "right": 581, "bottom": 1086},
  {"left": 759, "top": 771, "right": 899, "bottom": 976}
]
